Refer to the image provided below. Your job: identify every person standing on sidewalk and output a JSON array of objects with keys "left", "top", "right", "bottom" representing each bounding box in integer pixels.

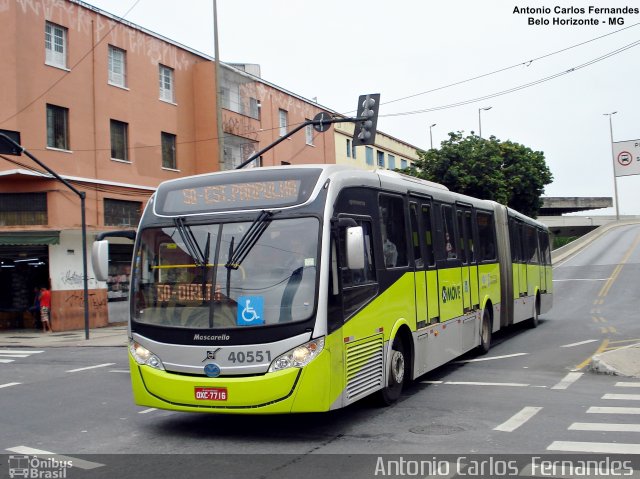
[{"left": 39, "top": 287, "right": 52, "bottom": 332}]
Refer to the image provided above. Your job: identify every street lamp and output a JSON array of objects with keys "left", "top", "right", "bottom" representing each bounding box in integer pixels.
[
  {"left": 478, "top": 106, "right": 492, "bottom": 138},
  {"left": 429, "top": 123, "right": 437, "bottom": 149},
  {"left": 603, "top": 111, "right": 619, "bottom": 220}
]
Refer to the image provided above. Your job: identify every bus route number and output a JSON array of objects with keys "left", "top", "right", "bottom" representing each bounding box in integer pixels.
[{"left": 228, "top": 350, "right": 272, "bottom": 364}]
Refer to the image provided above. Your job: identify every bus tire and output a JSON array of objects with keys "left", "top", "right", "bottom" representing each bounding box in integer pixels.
[
  {"left": 377, "top": 336, "right": 407, "bottom": 406},
  {"left": 478, "top": 308, "right": 492, "bottom": 355},
  {"left": 529, "top": 296, "right": 540, "bottom": 329}
]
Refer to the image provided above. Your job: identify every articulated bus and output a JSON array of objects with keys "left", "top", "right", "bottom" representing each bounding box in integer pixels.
[{"left": 93, "top": 165, "right": 552, "bottom": 413}]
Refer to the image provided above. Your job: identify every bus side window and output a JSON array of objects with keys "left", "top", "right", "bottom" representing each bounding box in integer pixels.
[
  {"left": 464, "top": 210, "right": 475, "bottom": 263},
  {"left": 410, "top": 203, "right": 423, "bottom": 268},
  {"left": 340, "top": 219, "right": 376, "bottom": 287},
  {"left": 441, "top": 204, "right": 457, "bottom": 259},
  {"left": 379, "top": 195, "right": 407, "bottom": 268},
  {"left": 421, "top": 204, "right": 436, "bottom": 266},
  {"left": 476, "top": 212, "right": 496, "bottom": 261}
]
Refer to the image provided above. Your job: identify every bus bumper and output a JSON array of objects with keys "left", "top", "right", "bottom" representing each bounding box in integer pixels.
[{"left": 129, "top": 348, "right": 333, "bottom": 414}]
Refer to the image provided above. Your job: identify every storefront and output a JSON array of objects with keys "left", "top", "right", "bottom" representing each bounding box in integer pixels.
[{"left": 0, "top": 232, "right": 57, "bottom": 329}]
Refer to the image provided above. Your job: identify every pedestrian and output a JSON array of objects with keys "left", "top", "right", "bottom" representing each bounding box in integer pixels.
[
  {"left": 27, "top": 287, "right": 42, "bottom": 330},
  {"left": 39, "top": 286, "right": 53, "bottom": 333}
]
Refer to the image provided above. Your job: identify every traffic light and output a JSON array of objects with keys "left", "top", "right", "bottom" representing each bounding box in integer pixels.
[{"left": 352, "top": 94, "right": 380, "bottom": 146}]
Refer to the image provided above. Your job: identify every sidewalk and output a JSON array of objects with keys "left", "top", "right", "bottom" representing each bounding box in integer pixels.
[
  {"left": 591, "top": 343, "right": 640, "bottom": 378},
  {"left": 0, "top": 325, "right": 128, "bottom": 348}
]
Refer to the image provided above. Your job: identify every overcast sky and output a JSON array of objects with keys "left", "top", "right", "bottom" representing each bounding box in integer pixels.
[{"left": 87, "top": 0, "right": 640, "bottom": 215}]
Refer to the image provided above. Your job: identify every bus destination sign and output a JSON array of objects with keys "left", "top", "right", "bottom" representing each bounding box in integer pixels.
[{"left": 154, "top": 168, "right": 322, "bottom": 216}]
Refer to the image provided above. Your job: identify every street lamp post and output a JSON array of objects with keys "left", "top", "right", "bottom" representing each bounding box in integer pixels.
[
  {"left": 604, "top": 111, "right": 620, "bottom": 221},
  {"left": 478, "top": 106, "right": 492, "bottom": 138},
  {"left": 429, "top": 123, "right": 436, "bottom": 149}
]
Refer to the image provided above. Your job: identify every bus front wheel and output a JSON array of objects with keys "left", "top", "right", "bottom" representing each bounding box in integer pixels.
[
  {"left": 377, "top": 336, "right": 407, "bottom": 406},
  {"left": 478, "top": 308, "right": 492, "bottom": 355}
]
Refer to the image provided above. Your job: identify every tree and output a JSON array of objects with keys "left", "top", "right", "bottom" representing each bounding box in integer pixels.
[{"left": 409, "top": 132, "right": 553, "bottom": 218}]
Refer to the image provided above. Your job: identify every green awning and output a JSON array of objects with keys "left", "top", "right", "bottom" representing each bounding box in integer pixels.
[{"left": 0, "top": 231, "right": 60, "bottom": 245}]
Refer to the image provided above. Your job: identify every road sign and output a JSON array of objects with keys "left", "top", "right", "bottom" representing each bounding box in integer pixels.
[{"left": 613, "top": 139, "right": 640, "bottom": 177}]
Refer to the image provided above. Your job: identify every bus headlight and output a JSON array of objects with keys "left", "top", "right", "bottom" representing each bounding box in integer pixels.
[
  {"left": 129, "top": 340, "right": 165, "bottom": 370},
  {"left": 269, "top": 337, "right": 324, "bottom": 372}
]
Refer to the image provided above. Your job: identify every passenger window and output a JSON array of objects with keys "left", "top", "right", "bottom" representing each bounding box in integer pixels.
[
  {"left": 340, "top": 219, "right": 376, "bottom": 287},
  {"left": 379, "top": 195, "right": 407, "bottom": 268},
  {"left": 476, "top": 212, "right": 496, "bottom": 261},
  {"left": 441, "top": 205, "right": 457, "bottom": 260},
  {"left": 410, "top": 203, "right": 423, "bottom": 268},
  {"left": 421, "top": 204, "right": 435, "bottom": 266}
]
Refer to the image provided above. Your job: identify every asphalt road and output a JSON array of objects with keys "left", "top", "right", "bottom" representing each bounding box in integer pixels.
[{"left": 1, "top": 224, "right": 640, "bottom": 477}]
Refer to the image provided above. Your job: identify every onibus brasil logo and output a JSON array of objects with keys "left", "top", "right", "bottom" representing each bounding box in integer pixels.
[{"left": 8, "top": 455, "right": 72, "bottom": 478}]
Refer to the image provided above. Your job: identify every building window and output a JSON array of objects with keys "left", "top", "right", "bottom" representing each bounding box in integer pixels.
[
  {"left": 249, "top": 97, "right": 260, "bottom": 120},
  {"left": 400, "top": 159, "right": 408, "bottom": 169},
  {"left": 365, "top": 146, "right": 374, "bottom": 166},
  {"left": 161, "top": 132, "right": 177, "bottom": 169},
  {"left": 0, "top": 193, "right": 47, "bottom": 226},
  {"left": 278, "top": 109, "right": 288, "bottom": 136},
  {"left": 305, "top": 119, "right": 314, "bottom": 145},
  {"left": 159, "top": 64, "right": 175, "bottom": 103},
  {"left": 346, "top": 139, "right": 352, "bottom": 158},
  {"left": 388, "top": 154, "right": 396, "bottom": 170},
  {"left": 45, "top": 21, "right": 67, "bottom": 69},
  {"left": 108, "top": 45, "right": 127, "bottom": 88},
  {"left": 46, "top": 104, "right": 69, "bottom": 150},
  {"left": 377, "top": 150, "right": 385, "bottom": 168},
  {"left": 110, "top": 120, "right": 128, "bottom": 161},
  {"left": 104, "top": 199, "right": 141, "bottom": 227}
]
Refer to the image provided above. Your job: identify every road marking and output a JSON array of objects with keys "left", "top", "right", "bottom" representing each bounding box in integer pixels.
[
  {"left": 616, "top": 382, "right": 640, "bottom": 388},
  {"left": 569, "top": 422, "right": 640, "bottom": 432},
  {"left": 6, "top": 446, "right": 104, "bottom": 470},
  {"left": 561, "top": 339, "right": 598, "bottom": 348},
  {"left": 0, "top": 350, "right": 44, "bottom": 354},
  {"left": 598, "top": 233, "right": 640, "bottom": 298},
  {"left": 592, "top": 316, "right": 607, "bottom": 323},
  {"left": 587, "top": 406, "right": 640, "bottom": 414},
  {"left": 446, "top": 381, "right": 529, "bottom": 387},
  {"left": 0, "top": 354, "right": 31, "bottom": 358},
  {"left": 553, "top": 278, "right": 609, "bottom": 282},
  {"left": 494, "top": 406, "right": 543, "bottom": 432},
  {"left": 573, "top": 339, "right": 609, "bottom": 371},
  {"left": 66, "top": 363, "right": 115, "bottom": 373},
  {"left": 0, "top": 382, "right": 21, "bottom": 389},
  {"left": 602, "top": 393, "right": 640, "bottom": 401},
  {"left": 421, "top": 380, "right": 444, "bottom": 384},
  {"left": 0, "top": 359, "right": 15, "bottom": 363},
  {"left": 547, "top": 441, "right": 640, "bottom": 454},
  {"left": 109, "top": 369, "right": 130, "bottom": 373},
  {"left": 138, "top": 408, "right": 157, "bottom": 414},
  {"left": 551, "top": 372, "right": 583, "bottom": 390},
  {"left": 456, "top": 353, "right": 528, "bottom": 363}
]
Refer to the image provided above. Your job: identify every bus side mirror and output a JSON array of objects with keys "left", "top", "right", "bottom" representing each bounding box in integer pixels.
[
  {"left": 345, "top": 226, "right": 365, "bottom": 270},
  {"left": 92, "top": 240, "right": 109, "bottom": 282}
]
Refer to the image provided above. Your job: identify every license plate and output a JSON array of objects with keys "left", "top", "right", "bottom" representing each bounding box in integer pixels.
[{"left": 194, "top": 387, "right": 228, "bottom": 401}]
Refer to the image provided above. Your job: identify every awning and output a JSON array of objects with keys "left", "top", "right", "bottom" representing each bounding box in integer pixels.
[{"left": 0, "top": 231, "right": 60, "bottom": 245}]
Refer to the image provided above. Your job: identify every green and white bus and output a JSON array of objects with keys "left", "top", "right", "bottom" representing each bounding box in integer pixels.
[{"left": 93, "top": 165, "right": 552, "bottom": 413}]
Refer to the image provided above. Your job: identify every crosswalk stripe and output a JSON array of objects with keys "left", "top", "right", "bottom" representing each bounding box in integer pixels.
[
  {"left": 494, "top": 406, "right": 542, "bottom": 432},
  {"left": 455, "top": 352, "right": 528, "bottom": 363},
  {"left": 0, "top": 382, "right": 21, "bottom": 389},
  {"left": 602, "top": 393, "right": 640, "bottom": 401},
  {"left": 616, "top": 382, "right": 640, "bottom": 388},
  {"left": 0, "top": 354, "right": 31, "bottom": 358},
  {"left": 561, "top": 339, "right": 598, "bottom": 348},
  {"left": 0, "top": 350, "right": 44, "bottom": 354},
  {"left": 587, "top": 406, "right": 640, "bottom": 414},
  {"left": 547, "top": 441, "right": 640, "bottom": 454},
  {"left": 551, "top": 372, "right": 583, "bottom": 390},
  {"left": 6, "top": 446, "right": 103, "bottom": 470},
  {"left": 0, "top": 359, "right": 15, "bottom": 363},
  {"left": 66, "top": 363, "right": 115, "bottom": 373},
  {"left": 569, "top": 422, "right": 640, "bottom": 432}
]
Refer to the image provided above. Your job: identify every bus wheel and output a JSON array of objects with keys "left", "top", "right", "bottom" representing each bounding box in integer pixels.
[
  {"left": 478, "top": 308, "right": 492, "bottom": 355},
  {"left": 529, "top": 297, "right": 540, "bottom": 329},
  {"left": 377, "top": 336, "right": 407, "bottom": 406}
]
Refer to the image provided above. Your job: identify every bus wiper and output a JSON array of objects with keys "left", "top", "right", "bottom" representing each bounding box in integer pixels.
[
  {"left": 225, "top": 210, "right": 273, "bottom": 270},
  {"left": 174, "top": 217, "right": 205, "bottom": 266}
]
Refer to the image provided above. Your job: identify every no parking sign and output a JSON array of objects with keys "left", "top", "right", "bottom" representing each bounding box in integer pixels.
[{"left": 613, "top": 139, "right": 640, "bottom": 177}]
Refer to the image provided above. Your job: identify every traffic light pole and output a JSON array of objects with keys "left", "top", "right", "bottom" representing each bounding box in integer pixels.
[
  {"left": 0, "top": 133, "right": 91, "bottom": 340},
  {"left": 235, "top": 115, "right": 359, "bottom": 170}
]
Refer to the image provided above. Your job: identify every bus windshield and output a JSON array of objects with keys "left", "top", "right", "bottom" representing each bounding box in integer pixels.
[{"left": 131, "top": 216, "right": 319, "bottom": 329}]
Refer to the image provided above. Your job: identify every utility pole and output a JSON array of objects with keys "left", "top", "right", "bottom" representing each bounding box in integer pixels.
[
  {"left": 604, "top": 111, "right": 620, "bottom": 220},
  {"left": 213, "top": 0, "right": 224, "bottom": 171}
]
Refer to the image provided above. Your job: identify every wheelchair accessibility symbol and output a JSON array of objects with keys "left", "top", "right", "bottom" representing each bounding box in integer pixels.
[{"left": 237, "top": 296, "right": 264, "bottom": 326}]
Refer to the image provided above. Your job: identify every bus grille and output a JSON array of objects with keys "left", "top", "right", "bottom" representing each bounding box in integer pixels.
[{"left": 345, "top": 334, "right": 384, "bottom": 402}]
